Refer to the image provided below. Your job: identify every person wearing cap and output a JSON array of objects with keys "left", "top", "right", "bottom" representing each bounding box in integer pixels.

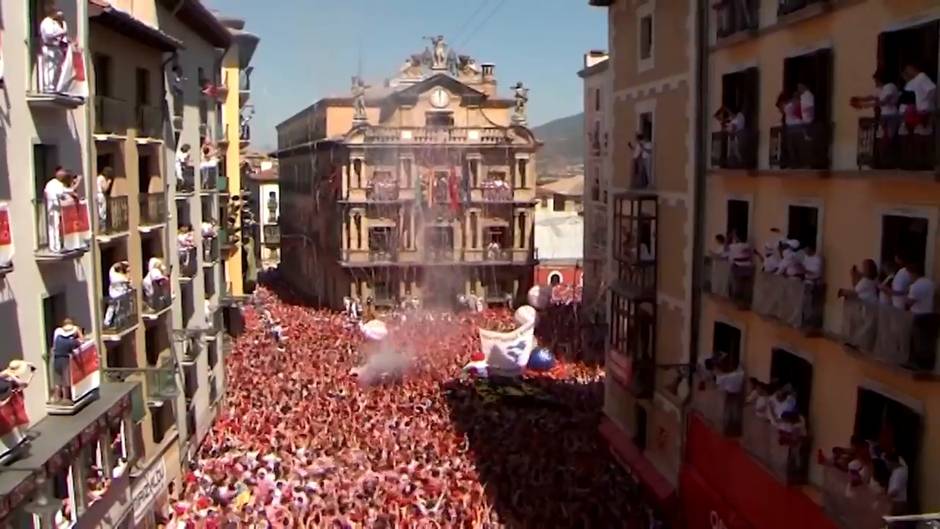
[{"left": 51, "top": 318, "right": 83, "bottom": 402}]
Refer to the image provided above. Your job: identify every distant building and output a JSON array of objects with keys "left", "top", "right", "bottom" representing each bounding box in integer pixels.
[
  {"left": 534, "top": 176, "right": 584, "bottom": 288},
  {"left": 243, "top": 156, "right": 280, "bottom": 268},
  {"left": 275, "top": 37, "right": 541, "bottom": 310}
]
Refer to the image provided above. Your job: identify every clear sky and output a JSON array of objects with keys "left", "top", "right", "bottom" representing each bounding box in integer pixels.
[{"left": 205, "top": 0, "right": 607, "bottom": 151}]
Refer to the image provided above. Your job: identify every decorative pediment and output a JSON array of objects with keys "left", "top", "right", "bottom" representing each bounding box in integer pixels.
[{"left": 391, "top": 74, "right": 486, "bottom": 107}]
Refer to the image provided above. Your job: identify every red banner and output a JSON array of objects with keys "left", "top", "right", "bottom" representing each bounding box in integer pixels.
[
  {"left": 0, "top": 392, "right": 29, "bottom": 438},
  {"left": 0, "top": 205, "right": 11, "bottom": 246},
  {"left": 70, "top": 341, "right": 99, "bottom": 385},
  {"left": 62, "top": 201, "right": 90, "bottom": 236}
]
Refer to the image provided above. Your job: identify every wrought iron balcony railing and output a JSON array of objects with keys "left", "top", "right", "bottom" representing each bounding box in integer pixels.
[
  {"left": 136, "top": 104, "right": 163, "bottom": 139},
  {"left": 710, "top": 130, "right": 758, "bottom": 170},
  {"left": 769, "top": 123, "right": 831, "bottom": 170},
  {"left": 143, "top": 283, "right": 171, "bottom": 315},
  {"left": 101, "top": 288, "right": 139, "bottom": 336},
  {"left": 177, "top": 166, "right": 196, "bottom": 195},
  {"left": 751, "top": 272, "right": 824, "bottom": 332},
  {"left": 842, "top": 297, "right": 938, "bottom": 372},
  {"left": 98, "top": 195, "right": 129, "bottom": 236},
  {"left": 138, "top": 193, "right": 166, "bottom": 227},
  {"left": 856, "top": 115, "right": 938, "bottom": 172},
  {"left": 34, "top": 198, "right": 91, "bottom": 259},
  {"left": 179, "top": 247, "right": 198, "bottom": 279}
]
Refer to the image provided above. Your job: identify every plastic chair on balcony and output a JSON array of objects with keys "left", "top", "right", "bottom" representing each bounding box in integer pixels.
[{"left": 104, "top": 261, "right": 131, "bottom": 328}]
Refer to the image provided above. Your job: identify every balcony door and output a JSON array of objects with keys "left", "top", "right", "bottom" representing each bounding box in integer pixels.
[
  {"left": 770, "top": 348, "right": 813, "bottom": 419},
  {"left": 854, "top": 388, "right": 921, "bottom": 492}
]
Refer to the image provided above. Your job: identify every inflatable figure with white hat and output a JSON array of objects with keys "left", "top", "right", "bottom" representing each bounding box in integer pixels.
[{"left": 464, "top": 305, "right": 538, "bottom": 378}]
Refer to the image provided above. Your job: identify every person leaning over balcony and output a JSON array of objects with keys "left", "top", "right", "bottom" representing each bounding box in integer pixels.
[
  {"left": 901, "top": 63, "right": 936, "bottom": 137},
  {"left": 104, "top": 261, "right": 131, "bottom": 327},
  {"left": 175, "top": 144, "right": 192, "bottom": 189},
  {"left": 839, "top": 259, "right": 879, "bottom": 303},
  {"left": 178, "top": 224, "right": 196, "bottom": 267},
  {"left": 905, "top": 261, "right": 937, "bottom": 371},
  {"left": 44, "top": 168, "right": 81, "bottom": 253},
  {"left": 745, "top": 377, "right": 771, "bottom": 417},
  {"left": 142, "top": 257, "right": 168, "bottom": 308},
  {"left": 51, "top": 319, "right": 83, "bottom": 402},
  {"left": 39, "top": 6, "right": 68, "bottom": 93},
  {"left": 850, "top": 70, "right": 900, "bottom": 139}
]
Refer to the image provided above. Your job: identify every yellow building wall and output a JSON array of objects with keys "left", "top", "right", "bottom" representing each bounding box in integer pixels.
[{"left": 222, "top": 45, "right": 243, "bottom": 296}]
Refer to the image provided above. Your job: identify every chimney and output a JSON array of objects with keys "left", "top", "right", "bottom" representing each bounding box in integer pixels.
[
  {"left": 480, "top": 63, "right": 496, "bottom": 97},
  {"left": 584, "top": 50, "right": 609, "bottom": 69}
]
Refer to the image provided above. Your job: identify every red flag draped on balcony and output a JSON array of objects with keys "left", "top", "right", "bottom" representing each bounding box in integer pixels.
[
  {"left": 0, "top": 202, "right": 13, "bottom": 267},
  {"left": 70, "top": 340, "right": 100, "bottom": 402},
  {"left": 448, "top": 165, "right": 460, "bottom": 213}
]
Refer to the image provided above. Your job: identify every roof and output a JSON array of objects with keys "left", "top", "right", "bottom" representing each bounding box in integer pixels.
[
  {"left": 538, "top": 175, "right": 584, "bottom": 197},
  {"left": 157, "top": 0, "right": 232, "bottom": 48},
  {"left": 250, "top": 167, "right": 279, "bottom": 182},
  {"left": 577, "top": 57, "right": 609, "bottom": 78},
  {"left": 89, "top": 0, "right": 182, "bottom": 51}
]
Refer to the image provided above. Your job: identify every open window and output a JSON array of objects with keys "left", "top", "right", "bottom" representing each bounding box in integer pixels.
[
  {"left": 726, "top": 199, "right": 750, "bottom": 242},
  {"left": 880, "top": 214, "right": 928, "bottom": 272},
  {"left": 769, "top": 348, "right": 813, "bottom": 418},
  {"left": 639, "top": 13, "right": 654, "bottom": 63},
  {"left": 712, "top": 321, "right": 742, "bottom": 367},
  {"left": 786, "top": 205, "right": 819, "bottom": 251},
  {"left": 854, "top": 388, "right": 921, "bottom": 493},
  {"left": 776, "top": 49, "right": 833, "bottom": 169},
  {"left": 714, "top": 68, "right": 759, "bottom": 169},
  {"left": 426, "top": 112, "right": 454, "bottom": 128}
]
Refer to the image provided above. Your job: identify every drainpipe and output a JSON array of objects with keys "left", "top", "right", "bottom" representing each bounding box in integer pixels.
[{"left": 80, "top": 0, "right": 105, "bottom": 354}]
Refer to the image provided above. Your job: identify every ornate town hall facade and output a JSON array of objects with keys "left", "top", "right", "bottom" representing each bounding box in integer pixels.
[{"left": 276, "top": 38, "right": 541, "bottom": 309}]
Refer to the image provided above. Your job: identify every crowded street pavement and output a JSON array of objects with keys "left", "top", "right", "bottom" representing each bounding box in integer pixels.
[{"left": 168, "top": 281, "right": 651, "bottom": 528}]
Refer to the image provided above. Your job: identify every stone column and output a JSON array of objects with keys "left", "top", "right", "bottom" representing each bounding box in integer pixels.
[{"left": 342, "top": 165, "right": 349, "bottom": 198}]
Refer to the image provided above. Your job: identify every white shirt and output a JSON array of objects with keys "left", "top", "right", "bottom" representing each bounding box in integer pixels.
[
  {"left": 855, "top": 277, "right": 879, "bottom": 302},
  {"left": 770, "top": 394, "right": 797, "bottom": 420},
  {"left": 715, "top": 369, "right": 744, "bottom": 394},
  {"left": 802, "top": 253, "right": 823, "bottom": 280},
  {"left": 142, "top": 266, "right": 166, "bottom": 298},
  {"left": 96, "top": 174, "right": 109, "bottom": 196},
  {"left": 877, "top": 83, "right": 899, "bottom": 116},
  {"left": 905, "top": 72, "right": 937, "bottom": 113},
  {"left": 108, "top": 265, "right": 130, "bottom": 298},
  {"left": 175, "top": 150, "right": 191, "bottom": 178},
  {"left": 891, "top": 268, "right": 912, "bottom": 309},
  {"left": 907, "top": 277, "right": 934, "bottom": 314},
  {"left": 40, "top": 17, "right": 67, "bottom": 47},
  {"left": 728, "top": 242, "right": 752, "bottom": 267},
  {"left": 800, "top": 91, "right": 815, "bottom": 124},
  {"left": 776, "top": 249, "right": 797, "bottom": 275},
  {"left": 887, "top": 464, "right": 908, "bottom": 502},
  {"left": 44, "top": 178, "right": 69, "bottom": 204}
]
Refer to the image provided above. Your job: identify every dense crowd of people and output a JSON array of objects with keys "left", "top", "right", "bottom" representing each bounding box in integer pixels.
[{"left": 165, "top": 282, "right": 653, "bottom": 528}]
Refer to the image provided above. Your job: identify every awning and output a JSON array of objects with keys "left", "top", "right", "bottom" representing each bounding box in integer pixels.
[{"left": 599, "top": 417, "right": 677, "bottom": 509}]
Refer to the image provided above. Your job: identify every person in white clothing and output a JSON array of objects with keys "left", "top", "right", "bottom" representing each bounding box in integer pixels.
[
  {"left": 839, "top": 259, "right": 879, "bottom": 303},
  {"left": 142, "top": 258, "right": 168, "bottom": 309},
  {"left": 906, "top": 268, "right": 934, "bottom": 315},
  {"left": 44, "top": 168, "right": 81, "bottom": 253},
  {"left": 175, "top": 144, "right": 192, "bottom": 191},
  {"left": 95, "top": 167, "right": 114, "bottom": 229},
  {"left": 177, "top": 224, "right": 196, "bottom": 271},
  {"left": 884, "top": 452, "right": 909, "bottom": 515},
  {"left": 905, "top": 262, "right": 938, "bottom": 371},
  {"left": 880, "top": 254, "right": 912, "bottom": 310},
  {"left": 902, "top": 64, "right": 937, "bottom": 116},
  {"left": 851, "top": 70, "right": 900, "bottom": 139},
  {"left": 797, "top": 83, "right": 815, "bottom": 124},
  {"left": 758, "top": 242, "right": 781, "bottom": 273},
  {"left": 800, "top": 244, "right": 823, "bottom": 283},
  {"left": 745, "top": 377, "right": 771, "bottom": 418},
  {"left": 104, "top": 261, "right": 131, "bottom": 328},
  {"left": 39, "top": 7, "right": 68, "bottom": 93},
  {"left": 775, "top": 239, "right": 802, "bottom": 276}
]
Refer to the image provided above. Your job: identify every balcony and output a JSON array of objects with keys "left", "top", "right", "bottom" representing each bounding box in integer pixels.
[
  {"left": 93, "top": 96, "right": 129, "bottom": 137},
  {"left": 481, "top": 181, "right": 514, "bottom": 202},
  {"left": 240, "top": 124, "right": 251, "bottom": 145},
  {"left": 200, "top": 165, "right": 219, "bottom": 193},
  {"left": 96, "top": 195, "right": 129, "bottom": 240},
  {"left": 203, "top": 236, "right": 220, "bottom": 264},
  {"left": 363, "top": 127, "right": 512, "bottom": 144},
  {"left": 101, "top": 289, "right": 139, "bottom": 341},
  {"left": 138, "top": 193, "right": 166, "bottom": 230},
  {"left": 142, "top": 282, "right": 171, "bottom": 319},
  {"left": 841, "top": 297, "right": 938, "bottom": 373},
  {"left": 215, "top": 123, "right": 229, "bottom": 145},
  {"left": 263, "top": 224, "right": 281, "bottom": 246},
  {"left": 33, "top": 198, "right": 91, "bottom": 262},
  {"left": 715, "top": 0, "right": 758, "bottom": 39},
  {"left": 822, "top": 465, "right": 892, "bottom": 529},
  {"left": 136, "top": 105, "right": 163, "bottom": 140},
  {"left": 484, "top": 246, "right": 512, "bottom": 262},
  {"left": 741, "top": 410, "right": 809, "bottom": 485},
  {"left": 178, "top": 247, "right": 198, "bottom": 280},
  {"left": 426, "top": 247, "right": 455, "bottom": 263},
  {"left": 145, "top": 358, "right": 179, "bottom": 406},
  {"left": 692, "top": 374, "right": 742, "bottom": 436},
  {"left": 752, "top": 272, "right": 824, "bottom": 333},
  {"left": 856, "top": 116, "right": 937, "bottom": 172},
  {"left": 366, "top": 182, "right": 400, "bottom": 201},
  {"left": 769, "top": 123, "right": 831, "bottom": 170},
  {"left": 26, "top": 54, "right": 85, "bottom": 109},
  {"left": 710, "top": 130, "right": 758, "bottom": 170},
  {"left": 177, "top": 166, "right": 196, "bottom": 196}
]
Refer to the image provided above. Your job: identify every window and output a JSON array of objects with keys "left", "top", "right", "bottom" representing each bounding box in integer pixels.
[
  {"left": 786, "top": 205, "right": 819, "bottom": 250},
  {"left": 639, "top": 112, "right": 654, "bottom": 144},
  {"left": 782, "top": 49, "right": 833, "bottom": 125},
  {"left": 426, "top": 112, "right": 454, "bottom": 127},
  {"left": 468, "top": 159, "right": 479, "bottom": 187},
  {"left": 854, "top": 388, "right": 921, "bottom": 490},
  {"left": 93, "top": 54, "right": 112, "bottom": 97},
  {"left": 42, "top": 293, "right": 67, "bottom": 354},
  {"left": 640, "top": 15, "right": 654, "bottom": 61},
  {"left": 769, "top": 348, "right": 813, "bottom": 418},
  {"left": 368, "top": 227, "right": 393, "bottom": 253},
  {"left": 145, "top": 327, "right": 160, "bottom": 366},
  {"left": 518, "top": 213, "right": 527, "bottom": 246},
  {"left": 517, "top": 159, "right": 528, "bottom": 188},
  {"left": 880, "top": 214, "right": 928, "bottom": 271},
  {"left": 711, "top": 322, "right": 742, "bottom": 367},
  {"left": 634, "top": 403, "right": 648, "bottom": 450},
  {"left": 726, "top": 199, "right": 750, "bottom": 242},
  {"left": 877, "top": 21, "right": 938, "bottom": 90},
  {"left": 487, "top": 226, "right": 508, "bottom": 247},
  {"left": 33, "top": 144, "right": 59, "bottom": 196},
  {"left": 721, "top": 68, "right": 759, "bottom": 126},
  {"left": 151, "top": 404, "right": 175, "bottom": 444},
  {"left": 135, "top": 68, "right": 150, "bottom": 105},
  {"left": 138, "top": 154, "right": 153, "bottom": 193},
  {"left": 553, "top": 194, "right": 566, "bottom": 212},
  {"left": 594, "top": 88, "right": 601, "bottom": 112}
]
